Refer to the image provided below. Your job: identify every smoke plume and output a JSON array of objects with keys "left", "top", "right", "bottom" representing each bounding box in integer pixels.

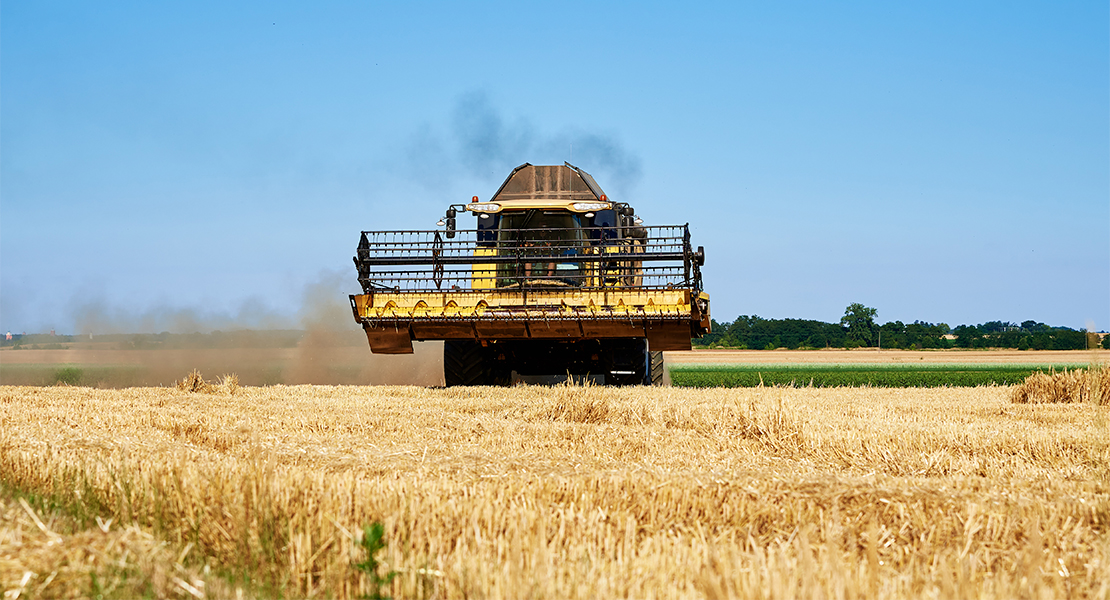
[{"left": 403, "top": 91, "right": 643, "bottom": 193}]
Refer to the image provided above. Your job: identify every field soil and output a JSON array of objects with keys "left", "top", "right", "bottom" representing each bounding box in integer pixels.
[
  {"left": 1, "top": 383, "right": 1107, "bottom": 599},
  {"left": 0, "top": 339, "right": 445, "bottom": 387},
  {"left": 3, "top": 343, "right": 1106, "bottom": 388},
  {"left": 668, "top": 348, "right": 1110, "bottom": 365}
]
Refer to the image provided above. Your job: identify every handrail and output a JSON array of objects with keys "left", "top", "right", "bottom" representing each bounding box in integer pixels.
[{"left": 353, "top": 224, "right": 702, "bottom": 294}]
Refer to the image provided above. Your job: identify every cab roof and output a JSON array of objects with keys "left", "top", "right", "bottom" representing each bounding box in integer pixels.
[{"left": 487, "top": 163, "right": 606, "bottom": 205}]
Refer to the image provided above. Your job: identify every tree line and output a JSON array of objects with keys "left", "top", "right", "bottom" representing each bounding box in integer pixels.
[{"left": 696, "top": 303, "right": 1108, "bottom": 350}]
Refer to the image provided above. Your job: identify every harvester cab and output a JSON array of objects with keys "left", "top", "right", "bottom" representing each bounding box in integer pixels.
[{"left": 351, "top": 162, "right": 709, "bottom": 386}]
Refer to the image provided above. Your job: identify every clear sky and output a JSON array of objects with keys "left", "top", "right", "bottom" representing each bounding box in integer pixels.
[{"left": 2, "top": 1, "right": 1108, "bottom": 334}]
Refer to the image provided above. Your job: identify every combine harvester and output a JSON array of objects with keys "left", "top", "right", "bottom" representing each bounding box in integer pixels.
[{"left": 350, "top": 163, "right": 710, "bottom": 386}]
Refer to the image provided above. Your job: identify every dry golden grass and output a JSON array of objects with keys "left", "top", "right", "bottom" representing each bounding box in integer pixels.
[
  {"left": 1011, "top": 365, "right": 1110, "bottom": 406},
  {"left": 1, "top": 382, "right": 1108, "bottom": 599},
  {"left": 176, "top": 370, "right": 241, "bottom": 395},
  {"left": 0, "top": 494, "right": 224, "bottom": 599}
]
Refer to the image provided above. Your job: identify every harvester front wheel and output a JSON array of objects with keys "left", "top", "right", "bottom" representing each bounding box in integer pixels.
[
  {"left": 444, "top": 340, "right": 486, "bottom": 386},
  {"left": 444, "top": 340, "right": 510, "bottom": 386},
  {"left": 648, "top": 351, "right": 665, "bottom": 386}
]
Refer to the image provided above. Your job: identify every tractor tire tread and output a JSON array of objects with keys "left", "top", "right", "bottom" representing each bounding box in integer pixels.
[
  {"left": 444, "top": 340, "right": 488, "bottom": 387},
  {"left": 648, "top": 351, "right": 665, "bottom": 386}
]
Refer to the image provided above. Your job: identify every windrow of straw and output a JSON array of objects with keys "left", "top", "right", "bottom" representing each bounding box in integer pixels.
[
  {"left": 175, "top": 369, "right": 240, "bottom": 395},
  {"left": 1010, "top": 364, "right": 1110, "bottom": 405}
]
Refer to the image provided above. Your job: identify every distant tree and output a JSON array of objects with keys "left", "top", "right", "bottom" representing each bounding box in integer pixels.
[
  {"left": 979, "top": 321, "right": 1019, "bottom": 334},
  {"left": 1102, "top": 334, "right": 1110, "bottom": 350},
  {"left": 904, "top": 321, "right": 948, "bottom": 348},
  {"left": 1051, "top": 329, "right": 1086, "bottom": 350},
  {"left": 953, "top": 324, "right": 979, "bottom": 348},
  {"left": 697, "top": 312, "right": 1093, "bottom": 351},
  {"left": 695, "top": 319, "right": 729, "bottom": 347},
  {"left": 878, "top": 321, "right": 906, "bottom": 348},
  {"left": 995, "top": 329, "right": 1024, "bottom": 348},
  {"left": 840, "top": 303, "right": 877, "bottom": 347},
  {"left": 1021, "top": 320, "right": 1050, "bottom": 334}
]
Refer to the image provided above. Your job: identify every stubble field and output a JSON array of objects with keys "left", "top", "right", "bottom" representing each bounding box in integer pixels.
[{"left": 1, "top": 381, "right": 1108, "bottom": 599}]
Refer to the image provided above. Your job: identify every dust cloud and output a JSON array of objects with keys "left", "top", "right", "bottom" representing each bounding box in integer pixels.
[
  {"left": 284, "top": 270, "right": 443, "bottom": 386},
  {"left": 73, "top": 299, "right": 295, "bottom": 335},
  {"left": 41, "top": 271, "right": 444, "bottom": 387}
]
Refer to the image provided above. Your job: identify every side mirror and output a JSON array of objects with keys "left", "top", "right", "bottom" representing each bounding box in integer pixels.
[{"left": 445, "top": 208, "right": 457, "bottom": 239}]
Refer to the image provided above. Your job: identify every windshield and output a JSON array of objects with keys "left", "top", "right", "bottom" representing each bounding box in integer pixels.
[
  {"left": 496, "top": 210, "right": 586, "bottom": 287},
  {"left": 498, "top": 211, "right": 581, "bottom": 236}
]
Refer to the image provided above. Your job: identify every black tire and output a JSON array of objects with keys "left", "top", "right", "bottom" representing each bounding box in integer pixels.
[
  {"left": 647, "top": 351, "right": 664, "bottom": 386},
  {"left": 444, "top": 340, "right": 513, "bottom": 387},
  {"left": 444, "top": 340, "right": 488, "bottom": 387}
]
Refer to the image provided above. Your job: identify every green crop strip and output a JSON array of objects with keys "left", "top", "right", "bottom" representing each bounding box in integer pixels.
[{"left": 668, "top": 364, "right": 1085, "bottom": 388}]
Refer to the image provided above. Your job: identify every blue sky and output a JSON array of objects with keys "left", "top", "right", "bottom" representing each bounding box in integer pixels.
[{"left": 2, "top": 1, "right": 1107, "bottom": 334}]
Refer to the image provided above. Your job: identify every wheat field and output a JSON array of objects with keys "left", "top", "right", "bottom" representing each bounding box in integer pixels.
[{"left": 1, "top": 382, "right": 1108, "bottom": 599}]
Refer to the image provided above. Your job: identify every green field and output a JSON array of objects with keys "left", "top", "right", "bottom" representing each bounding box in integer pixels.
[
  {"left": 0, "top": 359, "right": 1093, "bottom": 389},
  {"left": 668, "top": 363, "right": 1085, "bottom": 388}
]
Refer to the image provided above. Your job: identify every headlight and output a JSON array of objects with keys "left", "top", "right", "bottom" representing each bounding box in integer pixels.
[
  {"left": 467, "top": 203, "right": 502, "bottom": 213},
  {"left": 571, "top": 202, "right": 611, "bottom": 211}
]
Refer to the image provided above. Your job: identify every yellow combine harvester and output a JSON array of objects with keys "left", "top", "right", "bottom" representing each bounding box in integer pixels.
[{"left": 350, "top": 162, "right": 709, "bottom": 385}]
